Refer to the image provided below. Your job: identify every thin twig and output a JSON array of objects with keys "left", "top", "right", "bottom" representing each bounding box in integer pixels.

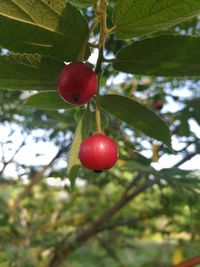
[
  {"left": 0, "top": 139, "right": 26, "bottom": 177},
  {"left": 0, "top": 142, "right": 5, "bottom": 164},
  {"left": 173, "top": 151, "right": 197, "bottom": 168}
]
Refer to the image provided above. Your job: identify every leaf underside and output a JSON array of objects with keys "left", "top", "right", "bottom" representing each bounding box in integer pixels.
[
  {"left": 0, "top": 53, "right": 64, "bottom": 91},
  {"left": 0, "top": 1, "right": 90, "bottom": 61}
]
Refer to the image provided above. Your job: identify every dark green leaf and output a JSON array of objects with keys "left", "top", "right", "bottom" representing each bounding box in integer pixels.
[
  {"left": 113, "top": 0, "right": 200, "bottom": 38},
  {"left": 176, "top": 108, "right": 190, "bottom": 137},
  {"left": 0, "top": 53, "right": 63, "bottom": 91},
  {"left": 24, "top": 91, "right": 73, "bottom": 110},
  {"left": 113, "top": 35, "right": 200, "bottom": 76},
  {"left": 101, "top": 94, "right": 171, "bottom": 147},
  {"left": 0, "top": 1, "right": 90, "bottom": 60}
]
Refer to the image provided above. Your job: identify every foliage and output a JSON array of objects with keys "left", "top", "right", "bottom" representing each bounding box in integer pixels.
[{"left": 0, "top": 1, "right": 200, "bottom": 267}]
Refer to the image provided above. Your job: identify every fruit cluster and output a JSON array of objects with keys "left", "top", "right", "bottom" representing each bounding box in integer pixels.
[{"left": 58, "top": 62, "right": 118, "bottom": 171}]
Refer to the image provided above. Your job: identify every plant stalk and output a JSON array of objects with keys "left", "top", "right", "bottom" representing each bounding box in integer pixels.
[{"left": 94, "top": 0, "right": 108, "bottom": 133}]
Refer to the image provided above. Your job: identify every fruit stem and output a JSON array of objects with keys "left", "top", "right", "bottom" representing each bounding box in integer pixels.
[
  {"left": 94, "top": 0, "right": 108, "bottom": 133},
  {"left": 95, "top": 47, "right": 103, "bottom": 133}
]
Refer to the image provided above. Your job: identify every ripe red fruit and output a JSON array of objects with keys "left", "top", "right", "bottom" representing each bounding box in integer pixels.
[
  {"left": 154, "top": 100, "right": 163, "bottom": 110},
  {"left": 79, "top": 134, "right": 118, "bottom": 171},
  {"left": 58, "top": 61, "right": 97, "bottom": 105}
]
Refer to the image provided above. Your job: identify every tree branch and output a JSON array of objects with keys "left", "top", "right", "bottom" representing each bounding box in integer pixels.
[
  {"left": 173, "top": 151, "right": 197, "bottom": 168},
  {"left": 173, "top": 256, "right": 200, "bottom": 267},
  {"left": 97, "top": 209, "right": 162, "bottom": 233},
  {"left": 0, "top": 139, "right": 26, "bottom": 177},
  {"left": 97, "top": 217, "right": 140, "bottom": 232}
]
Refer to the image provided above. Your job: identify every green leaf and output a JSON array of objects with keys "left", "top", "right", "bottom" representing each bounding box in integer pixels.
[
  {"left": 113, "top": 35, "right": 200, "bottom": 76},
  {"left": 0, "top": 1, "right": 90, "bottom": 61},
  {"left": 101, "top": 94, "right": 171, "bottom": 147},
  {"left": 68, "top": 0, "right": 93, "bottom": 8},
  {"left": 176, "top": 108, "right": 190, "bottom": 137},
  {"left": 113, "top": 0, "right": 200, "bottom": 38},
  {"left": 68, "top": 109, "right": 92, "bottom": 187},
  {"left": 24, "top": 91, "right": 73, "bottom": 110},
  {"left": 0, "top": 53, "right": 64, "bottom": 91}
]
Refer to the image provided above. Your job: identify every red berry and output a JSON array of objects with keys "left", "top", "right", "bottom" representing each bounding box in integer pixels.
[
  {"left": 79, "top": 134, "right": 118, "bottom": 171},
  {"left": 58, "top": 61, "right": 97, "bottom": 105},
  {"left": 154, "top": 100, "right": 163, "bottom": 110}
]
